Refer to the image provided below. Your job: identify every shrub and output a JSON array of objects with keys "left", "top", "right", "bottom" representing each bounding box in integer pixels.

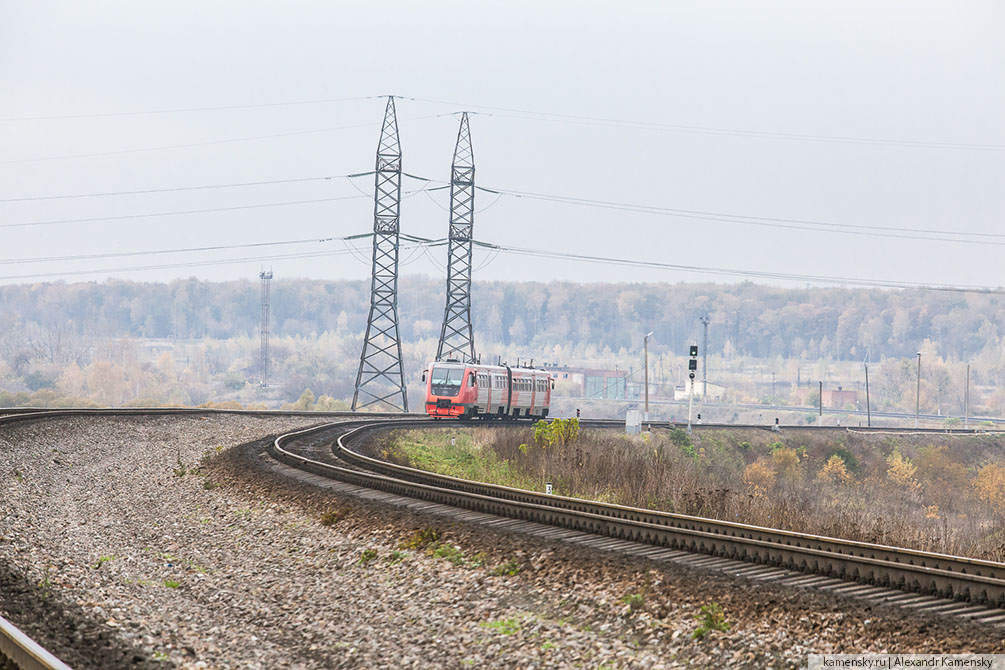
[
  {"left": 533, "top": 418, "right": 580, "bottom": 448},
  {"left": 744, "top": 459, "right": 776, "bottom": 493},
  {"left": 771, "top": 447, "right": 802, "bottom": 483},
  {"left": 816, "top": 455, "right": 851, "bottom": 484},
  {"left": 975, "top": 463, "right": 1005, "bottom": 511},
  {"left": 693, "top": 602, "right": 729, "bottom": 639},
  {"left": 399, "top": 527, "right": 439, "bottom": 550},
  {"left": 492, "top": 560, "right": 521, "bottom": 576},
  {"left": 886, "top": 449, "right": 920, "bottom": 492},
  {"left": 621, "top": 592, "right": 645, "bottom": 613},
  {"left": 829, "top": 446, "right": 860, "bottom": 473}
]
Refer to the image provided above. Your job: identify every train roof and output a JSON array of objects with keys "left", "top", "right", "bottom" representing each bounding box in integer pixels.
[{"left": 428, "top": 360, "right": 549, "bottom": 372}]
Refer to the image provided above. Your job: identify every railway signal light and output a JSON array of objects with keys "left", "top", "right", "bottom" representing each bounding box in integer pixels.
[
  {"left": 689, "top": 345, "right": 698, "bottom": 357},
  {"left": 688, "top": 359, "right": 697, "bottom": 371}
]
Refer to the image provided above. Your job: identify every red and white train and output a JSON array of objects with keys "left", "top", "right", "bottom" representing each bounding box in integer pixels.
[{"left": 423, "top": 361, "right": 553, "bottom": 420}]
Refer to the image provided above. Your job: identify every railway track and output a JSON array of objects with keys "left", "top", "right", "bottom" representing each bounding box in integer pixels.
[
  {"left": 2, "top": 409, "right": 1003, "bottom": 668},
  {"left": 270, "top": 418, "right": 1005, "bottom": 626}
]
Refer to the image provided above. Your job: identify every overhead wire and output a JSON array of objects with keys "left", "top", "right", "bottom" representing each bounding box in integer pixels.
[
  {"left": 398, "top": 173, "right": 1004, "bottom": 246},
  {"left": 12, "top": 92, "right": 1000, "bottom": 152},
  {"left": 471, "top": 239, "right": 1003, "bottom": 294},
  {"left": 0, "top": 225, "right": 996, "bottom": 293},
  {"left": 0, "top": 239, "right": 436, "bottom": 283},
  {"left": 0, "top": 184, "right": 444, "bottom": 230},
  {"left": 1, "top": 115, "right": 442, "bottom": 164},
  {"left": 0, "top": 193, "right": 373, "bottom": 230},
  {"left": 0, "top": 236, "right": 339, "bottom": 266},
  {"left": 1, "top": 95, "right": 379, "bottom": 122},
  {"left": 409, "top": 96, "right": 1005, "bottom": 152},
  {"left": 476, "top": 185, "right": 1005, "bottom": 247},
  {"left": 3, "top": 167, "right": 997, "bottom": 248},
  {"left": 0, "top": 173, "right": 373, "bottom": 203}
]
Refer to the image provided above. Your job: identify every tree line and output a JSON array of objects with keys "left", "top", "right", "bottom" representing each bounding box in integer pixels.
[{"left": 1, "top": 277, "right": 1000, "bottom": 377}]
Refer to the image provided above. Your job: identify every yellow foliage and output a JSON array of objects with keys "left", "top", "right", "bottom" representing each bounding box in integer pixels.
[
  {"left": 916, "top": 445, "right": 968, "bottom": 490},
  {"left": 771, "top": 447, "right": 802, "bottom": 483},
  {"left": 974, "top": 463, "right": 1005, "bottom": 511},
  {"left": 743, "top": 459, "right": 776, "bottom": 493},
  {"left": 816, "top": 455, "right": 851, "bottom": 484},
  {"left": 924, "top": 505, "right": 940, "bottom": 519},
  {"left": 886, "top": 449, "right": 920, "bottom": 492}
]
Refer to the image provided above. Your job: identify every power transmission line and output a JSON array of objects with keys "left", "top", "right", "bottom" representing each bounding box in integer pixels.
[
  {"left": 472, "top": 240, "right": 1004, "bottom": 294},
  {"left": 0, "top": 236, "right": 349, "bottom": 265},
  {"left": 1, "top": 116, "right": 441, "bottom": 164},
  {"left": 4, "top": 168, "right": 997, "bottom": 248},
  {"left": 12, "top": 92, "right": 998, "bottom": 152},
  {"left": 0, "top": 95, "right": 379, "bottom": 122},
  {"left": 0, "top": 188, "right": 434, "bottom": 230},
  {"left": 0, "top": 173, "right": 371, "bottom": 203},
  {"left": 410, "top": 97, "right": 1005, "bottom": 152},
  {"left": 0, "top": 229, "right": 997, "bottom": 294},
  {"left": 401, "top": 174, "right": 1005, "bottom": 245},
  {"left": 471, "top": 184, "right": 1005, "bottom": 246},
  {"left": 0, "top": 239, "right": 433, "bottom": 282}
]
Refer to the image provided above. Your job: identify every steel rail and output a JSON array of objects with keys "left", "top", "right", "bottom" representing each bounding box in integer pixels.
[
  {"left": 0, "top": 615, "right": 72, "bottom": 670},
  {"left": 270, "top": 419, "right": 1005, "bottom": 606}
]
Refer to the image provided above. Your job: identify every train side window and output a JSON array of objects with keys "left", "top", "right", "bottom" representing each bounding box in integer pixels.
[{"left": 468, "top": 373, "right": 475, "bottom": 387}]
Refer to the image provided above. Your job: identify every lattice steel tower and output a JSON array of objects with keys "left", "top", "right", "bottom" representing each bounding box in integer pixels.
[
  {"left": 436, "top": 112, "right": 476, "bottom": 363},
  {"left": 259, "top": 270, "right": 273, "bottom": 387},
  {"left": 353, "top": 97, "right": 409, "bottom": 412}
]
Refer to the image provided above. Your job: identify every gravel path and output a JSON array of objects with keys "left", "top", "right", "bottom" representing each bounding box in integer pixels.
[{"left": 0, "top": 414, "right": 1001, "bottom": 669}]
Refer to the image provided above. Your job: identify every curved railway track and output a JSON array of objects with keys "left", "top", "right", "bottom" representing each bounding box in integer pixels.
[
  {"left": 2, "top": 409, "right": 1004, "bottom": 668},
  {"left": 270, "top": 417, "right": 1005, "bottom": 625}
]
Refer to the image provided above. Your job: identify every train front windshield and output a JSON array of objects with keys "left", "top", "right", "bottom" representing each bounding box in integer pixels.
[{"left": 430, "top": 366, "right": 465, "bottom": 397}]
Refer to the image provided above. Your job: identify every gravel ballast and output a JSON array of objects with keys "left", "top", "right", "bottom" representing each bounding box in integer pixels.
[{"left": 1, "top": 414, "right": 1002, "bottom": 669}]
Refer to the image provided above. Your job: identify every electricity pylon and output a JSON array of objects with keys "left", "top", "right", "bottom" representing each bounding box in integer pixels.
[
  {"left": 353, "top": 96, "right": 408, "bottom": 412},
  {"left": 435, "top": 112, "right": 476, "bottom": 363}
]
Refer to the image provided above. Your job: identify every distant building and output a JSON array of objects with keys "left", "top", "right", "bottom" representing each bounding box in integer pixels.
[
  {"left": 795, "top": 386, "right": 859, "bottom": 408},
  {"left": 823, "top": 387, "right": 858, "bottom": 408},
  {"left": 546, "top": 366, "right": 639, "bottom": 400}
]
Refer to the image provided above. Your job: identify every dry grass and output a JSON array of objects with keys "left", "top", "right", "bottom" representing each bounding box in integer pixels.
[{"left": 384, "top": 425, "right": 1005, "bottom": 562}]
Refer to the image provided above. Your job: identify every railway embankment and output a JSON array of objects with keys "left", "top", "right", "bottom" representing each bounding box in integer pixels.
[
  {"left": 1, "top": 414, "right": 1001, "bottom": 669},
  {"left": 380, "top": 424, "right": 1005, "bottom": 561}
]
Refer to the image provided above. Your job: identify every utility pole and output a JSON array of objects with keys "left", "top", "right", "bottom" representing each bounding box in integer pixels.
[
  {"left": 258, "top": 270, "right": 273, "bottom": 388},
  {"left": 965, "top": 363, "right": 970, "bottom": 429},
  {"left": 436, "top": 112, "right": 477, "bottom": 363},
  {"left": 864, "top": 363, "right": 871, "bottom": 427},
  {"left": 353, "top": 96, "right": 409, "bottom": 413},
  {"left": 818, "top": 380, "right": 823, "bottom": 418},
  {"left": 915, "top": 351, "right": 921, "bottom": 428},
  {"left": 644, "top": 331, "right": 653, "bottom": 421},
  {"left": 699, "top": 315, "right": 710, "bottom": 399}
]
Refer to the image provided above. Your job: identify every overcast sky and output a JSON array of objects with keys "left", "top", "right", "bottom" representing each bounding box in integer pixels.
[{"left": 1, "top": 1, "right": 1002, "bottom": 291}]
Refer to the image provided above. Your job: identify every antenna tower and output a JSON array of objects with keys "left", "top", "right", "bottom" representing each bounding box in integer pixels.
[
  {"left": 259, "top": 270, "right": 273, "bottom": 387},
  {"left": 353, "top": 97, "right": 409, "bottom": 412},
  {"left": 436, "top": 112, "right": 476, "bottom": 363}
]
